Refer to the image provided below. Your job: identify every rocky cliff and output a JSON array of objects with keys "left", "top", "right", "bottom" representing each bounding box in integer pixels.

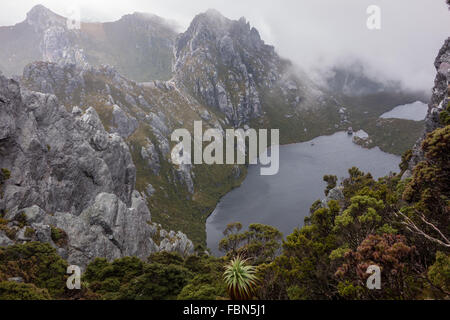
[
  {"left": 17, "top": 60, "right": 237, "bottom": 246},
  {"left": 0, "top": 5, "right": 430, "bottom": 251},
  {"left": 174, "top": 10, "right": 323, "bottom": 127},
  {"left": 0, "top": 75, "right": 193, "bottom": 267},
  {"left": 407, "top": 37, "right": 449, "bottom": 171}
]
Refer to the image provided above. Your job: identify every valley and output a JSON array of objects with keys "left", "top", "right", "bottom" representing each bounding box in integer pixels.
[
  {"left": 0, "top": 5, "right": 430, "bottom": 254},
  {"left": 0, "top": 1, "right": 448, "bottom": 302}
]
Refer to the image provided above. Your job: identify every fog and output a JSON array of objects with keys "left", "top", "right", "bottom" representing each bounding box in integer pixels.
[{"left": 2, "top": 0, "right": 449, "bottom": 92}]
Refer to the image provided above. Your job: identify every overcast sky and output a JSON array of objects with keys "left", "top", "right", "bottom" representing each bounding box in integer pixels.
[{"left": 1, "top": 0, "right": 449, "bottom": 92}]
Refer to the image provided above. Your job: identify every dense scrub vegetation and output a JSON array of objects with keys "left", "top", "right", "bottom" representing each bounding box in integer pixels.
[{"left": 0, "top": 122, "right": 448, "bottom": 300}]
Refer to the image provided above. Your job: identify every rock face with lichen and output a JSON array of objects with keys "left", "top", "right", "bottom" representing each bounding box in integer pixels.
[
  {"left": 173, "top": 9, "right": 323, "bottom": 127},
  {"left": 20, "top": 61, "right": 202, "bottom": 196},
  {"left": 0, "top": 75, "right": 193, "bottom": 267},
  {"left": 0, "top": 76, "right": 135, "bottom": 213},
  {"left": 0, "top": 5, "right": 176, "bottom": 82},
  {"left": 0, "top": 4, "right": 434, "bottom": 257},
  {"left": 407, "top": 37, "right": 450, "bottom": 173}
]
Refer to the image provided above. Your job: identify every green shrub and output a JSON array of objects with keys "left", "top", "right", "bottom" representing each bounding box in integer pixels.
[
  {"left": 119, "top": 263, "right": 191, "bottom": 300},
  {"left": 0, "top": 281, "right": 51, "bottom": 300},
  {"left": 0, "top": 168, "right": 10, "bottom": 181},
  {"left": 177, "top": 273, "right": 226, "bottom": 300},
  {"left": 24, "top": 227, "right": 35, "bottom": 238},
  {"left": 50, "top": 226, "right": 68, "bottom": 247},
  {"left": 14, "top": 212, "right": 28, "bottom": 228},
  {"left": 0, "top": 242, "right": 67, "bottom": 298},
  {"left": 427, "top": 252, "right": 450, "bottom": 297},
  {"left": 148, "top": 251, "right": 184, "bottom": 266}
]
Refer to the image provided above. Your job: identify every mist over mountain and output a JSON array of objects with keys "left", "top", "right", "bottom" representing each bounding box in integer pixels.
[
  {"left": 1, "top": 0, "right": 449, "bottom": 93},
  {"left": 0, "top": 3, "right": 448, "bottom": 302},
  {"left": 0, "top": 3, "right": 430, "bottom": 255},
  {"left": 0, "top": 4, "right": 177, "bottom": 81}
]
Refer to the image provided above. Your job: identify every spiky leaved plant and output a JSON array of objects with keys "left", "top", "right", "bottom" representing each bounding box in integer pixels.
[{"left": 223, "top": 255, "right": 259, "bottom": 300}]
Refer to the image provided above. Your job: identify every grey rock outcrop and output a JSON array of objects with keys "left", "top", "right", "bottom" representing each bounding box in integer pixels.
[
  {"left": 0, "top": 78, "right": 135, "bottom": 213},
  {"left": 159, "top": 229, "right": 195, "bottom": 256},
  {"left": 7, "top": 277, "right": 24, "bottom": 283},
  {"left": 145, "top": 184, "right": 156, "bottom": 198},
  {"left": 173, "top": 10, "right": 321, "bottom": 127},
  {"left": 174, "top": 11, "right": 276, "bottom": 126},
  {"left": 0, "top": 233, "right": 13, "bottom": 247},
  {"left": 141, "top": 139, "right": 161, "bottom": 175},
  {"left": 0, "top": 75, "right": 194, "bottom": 266},
  {"left": 26, "top": 5, "right": 89, "bottom": 69},
  {"left": 407, "top": 37, "right": 449, "bottom": 173},
  {"left": 1, "top": 5, "right": 177, "bottom": 82},
  {"left": 22, "top": 62, "right": 86, "bottom": 101},
  {"left": 327, "top": 186, "right": 345, "bottom": 202},
  {"left": 21, "top": 61, "right": 200, "bottom": 195},
  {"left": 320, "top": 186, "right": 345, "bottom": 208},
  {"left": 43, "top": 192, "right": 158, "bottom": 267},
  {"left": 112, "top": 104, "right": 138, "bottom": 138}
]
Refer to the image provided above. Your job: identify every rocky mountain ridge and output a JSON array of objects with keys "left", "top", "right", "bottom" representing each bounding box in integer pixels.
[
  {"left": 0, "top": 74, "right": 193, "bottom": 267},
  {"left": 174, "top": 9, "right": 323, "bottom": 127},
  {"left": 407, "top": 37, "right": 449, "bottom": 172},
  {"left": 15, "top": 59, "right": 238, "bottom": 246},
  {"left": 0, "top": 4, "right": 430, "bottom": 253},
  {"left": 0, "top": 5, "right": 176, "bottom": 81}
]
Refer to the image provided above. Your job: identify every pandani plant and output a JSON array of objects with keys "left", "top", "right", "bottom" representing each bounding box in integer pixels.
[{"left": 223, "top": 255, "right": 259, "bottom": 300}]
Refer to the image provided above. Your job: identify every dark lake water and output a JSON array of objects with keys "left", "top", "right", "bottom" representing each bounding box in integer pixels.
[{"left": 206, "top": 131, "right": 401, "bottom": 255}]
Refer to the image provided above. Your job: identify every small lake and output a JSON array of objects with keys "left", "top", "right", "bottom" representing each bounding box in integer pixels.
[
  {"left": 206, "top": 131, "right": 401, "bottom": 255},
  {"left": 380, "top": 101, "right": 428, "bottom": 121}
]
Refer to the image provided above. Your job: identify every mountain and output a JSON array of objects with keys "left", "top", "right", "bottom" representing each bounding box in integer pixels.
[
  {"left": 0, "top": 5, "right": 431, "bottom": 253},
  {"left": 407, "top": 37, "right": 450, "bottom": 172},
  {"left": 315, "top": 60, "right": 429, "bottom": 155},
  {"left": 173, "top": 10, "right": 334, "bottom": 137},
  {"left": 320, "top": 61, "right": 403, "bottom": 96},
  {"left": 0, "top": 5, "right": 177, "bottom": 81},
  {"left": 17, "top": 60, "right": 240, "bottom": 246}
]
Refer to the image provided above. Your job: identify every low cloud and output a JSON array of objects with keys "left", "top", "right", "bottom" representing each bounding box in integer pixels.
[{"left": 3, "top": 0, "right": 449, "bottom": 91}]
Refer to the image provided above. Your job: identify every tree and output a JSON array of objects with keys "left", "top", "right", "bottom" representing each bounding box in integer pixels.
[
  {"left": 334, "top": 195, "right": 385, "bottom": 249},
  {"left": 219, "top": 223, "right": 282, "bottom": 264},
  {"left": 84, "top": 255, "right": 192, "bottom": 300},
  {"left": 0, "top": 281, "right": 51, "bottom": 300},
  {"left": 120, "top": 263, "right": 191, "bottom": 300},
  {"left": 177, "top": 273, "right": 227, "bottom": 300},
  {"left": 241, "top": 224, "right": 283, "bottom": 264},
  {"left": 219, "top": 222, "right": 244, "bottom": 255},
  {"left": 402, "top": 126, "right": 450, "bottom": 250}
]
